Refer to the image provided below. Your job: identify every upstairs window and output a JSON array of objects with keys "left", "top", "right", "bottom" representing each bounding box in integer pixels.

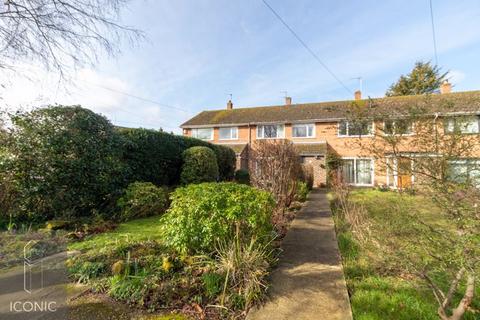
[
  {"left": 338, "top": 120, "right": 373, "bottom": 137},
  {"left": 219, "top": 127, "right": 238, "bottom": 140},
  {"left": 257, "top": 124, "right": 285, "bottom": 139},
  {"left": 384, "top": 120, "right": 413, "bottom": 135},
  {"left": 292, "top": 123, "right": 315, "bottom": 138},
  {"left": 444, "top": 116, "right": 480, "bottom": 134},
  {"left": 191, "top": 128, "right": 213, "bottom": 140}
]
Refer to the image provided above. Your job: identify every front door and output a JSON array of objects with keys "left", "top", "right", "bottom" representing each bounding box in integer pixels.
[{"left": 396, "top": 158, "right": 412, "bottom": 189}]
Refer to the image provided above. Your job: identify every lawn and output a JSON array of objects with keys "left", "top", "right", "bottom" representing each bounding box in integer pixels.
[
  {"left": 330, "top": 189, "right": 479, "bottom": 320},
  {"left": 68, "top": 215, "right": 163, "bottom": 252}
]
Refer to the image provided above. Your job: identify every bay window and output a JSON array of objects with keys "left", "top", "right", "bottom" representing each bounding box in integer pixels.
[
  {"left": 191, "top": 128, "right": 213, "bottom": 140},
  {"left": 219, "top": 127, "right": 238, "bottom": 140},
  {"left": 257, "top": 124, "right": 285, "bottom": 139},
  {"left": 292, "top": 123, "right": 315, "bottom": 138}
]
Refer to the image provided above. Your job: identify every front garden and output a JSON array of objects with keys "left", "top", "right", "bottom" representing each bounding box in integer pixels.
[
  {"left": 0, "top": 106, "right": 311, "bottom": 319},
  {"left": 330, "top": 188, "right": 479, "bottom": 320}
]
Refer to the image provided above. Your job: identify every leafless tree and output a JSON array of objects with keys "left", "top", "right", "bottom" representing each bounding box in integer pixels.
[
  {"left": 249, "top": 140, "right": 302, "bottom": 231},
  {"left": 0, "top": 0, "right": 142, "bottom": 76}
]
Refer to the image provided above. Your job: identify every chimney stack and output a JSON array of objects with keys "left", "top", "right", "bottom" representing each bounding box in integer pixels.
[
  {"left": 354, "top": 90, "right": 362, "bottom": 100},
  {"left": 440, "top": 81, "right": 452, "bottom": 94},
  {"left": 227, "top": 100, "right": 233, "bottom": 110},
  {"left": 285, "top": 96, "right": 292, "bottom": 105}
]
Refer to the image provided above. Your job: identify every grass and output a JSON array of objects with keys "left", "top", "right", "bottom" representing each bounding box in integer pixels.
[
  {"left": 331, "top": 189, "right": 479, "bottom": 320},
  {"left": 68, "top": 215, "right": 163, "bottom": 252}
]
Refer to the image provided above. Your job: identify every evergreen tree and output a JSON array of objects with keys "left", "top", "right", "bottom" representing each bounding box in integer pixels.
[{"left": 386, "top": 61, "right": 449, "bottom": 96}]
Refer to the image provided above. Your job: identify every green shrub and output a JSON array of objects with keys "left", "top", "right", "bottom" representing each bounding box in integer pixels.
[
  {"left": 295, "top": 181, "right": 309, "bottom": 202},
  {"left": 234, "top": 169, "right": 250, "bottom": 185},
  {"left": 1, "top": 106, "right": 124, "bottom": 220},
  {"left": 180, "top": 147, "right": 219, "bottom": 184},
  {"left": 160, "top": 182, "right": 275, "bottom": 254},
  {"left": 118, "top": 128, "right": 235, "bottom": 185},
  {"left": 201, "top": 272, "right": 224, "bottom": 298},
  {"left": 117, "top": 182, "right": 169, "bottom": 221}
]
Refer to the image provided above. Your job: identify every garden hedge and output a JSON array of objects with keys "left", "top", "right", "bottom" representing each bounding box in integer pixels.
[{"left": 118, "top": 128, "right": 235, "bottom": 186}]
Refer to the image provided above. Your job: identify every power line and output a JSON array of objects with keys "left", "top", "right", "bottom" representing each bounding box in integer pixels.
[
  {"left": 261, "top": 0, "right": 352, "bottom": 95},
  {"left": 80, "top": 80, "right": 189, "bottom": 113},
  {"left": 429, "top": 0, "right": 439, "bottom": 66}
]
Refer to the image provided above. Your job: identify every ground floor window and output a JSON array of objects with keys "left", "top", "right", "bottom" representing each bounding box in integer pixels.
[
  {"left": 448, "top": 159, "right": 480, "bottom": 187},
  {"left": 341, "top": 158, "right": 373, "bottom": 185}
]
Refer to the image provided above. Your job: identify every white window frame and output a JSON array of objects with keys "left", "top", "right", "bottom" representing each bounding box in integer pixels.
[
  {"left": 337, "top": 120, "right": 374, "bottom": 137},
  {"left": 219, "top": 127, "right": 238, "bottom": 140},
  {"left": 256, "top": 124, "right": 285, "bottom": 139},
  {"left": 444, "top": 116, "right": 480, "bottom": 134},
  {"left": 448, "top": 159, "right": 480, "bottom": 187},
  {"left": 292, "top": 123, "right": 315, "bottom": 138},
  {"left": 383, "top": 120, "right": 414, "bottom": 136},
  {"left": 191, "top": 128, "right": 213, "bottom": 141},
  {"left": 341, "top": 157, "right": 375, "bottom": 186}
]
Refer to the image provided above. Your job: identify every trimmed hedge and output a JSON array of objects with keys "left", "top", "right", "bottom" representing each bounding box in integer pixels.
[
  {"left": 181, "top": 147, "right": 219, "bottom": 184},
  {"left": 1, "top": 106, "right": 124, "bottom": 220},
  {"left": 118, "top": 128, "right": 235, "bottom": 186},
  {"left": 160, "top": 182, "right": 275, "bottom": 254}
]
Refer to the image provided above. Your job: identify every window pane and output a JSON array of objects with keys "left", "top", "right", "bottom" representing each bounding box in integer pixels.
[
  {"left": 356, "top": 159, "right": 372, "bottom": 185},
  {"left": 193, "top": 128, "right": 212, "bottom": 140},
  {"left": 339, "top": 121, "right": 347, "bottom": 135},
  {"left": 219, "top": 127, "right": 238, "bottom": 140},
  {"left": 219, "top": 127, "right": 230, "bottom": 139},
  {"left": 308, "top": 124, "right": 314, "bottom": 137},
  {"left": 449, "top": 163, "right": 468, "bottom": 183},
  {"left": 341, "top": 160, "right": 355, "bottom": 183},
  {"left": 293, "top": 125, "right": 307, "bottom": 137},
  {"left": 264, "top": 125, "right": 277, "bottom": 138},
  {"left": 384, "top": 120, "right": 394, "bottom": 135},
  {"left": 349, "top": 121, "right": 371, "bottom": 136},
  {"left": 277, "top": 125, "right": 284, "bottom": 137},
  {"left": 257, "top": 126, "right": 263, "bottom": 138},
  {"left": 444, "top": 119, "right": 455, "bottom": 133},
  {"left": 397, "top": 120, "right": 412, "bottom": 134},
  {"left": 462, "top": 117, "right": 479, "bottom": 133}
]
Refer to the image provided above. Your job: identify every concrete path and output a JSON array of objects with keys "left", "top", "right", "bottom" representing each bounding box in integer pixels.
[{"left": 247, "top": 189, "right": 353, "bottom": 320}]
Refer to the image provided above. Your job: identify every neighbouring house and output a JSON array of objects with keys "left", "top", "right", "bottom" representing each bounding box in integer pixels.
[{"left": 181, "top": 83, "right": 480, "bottom": 188}]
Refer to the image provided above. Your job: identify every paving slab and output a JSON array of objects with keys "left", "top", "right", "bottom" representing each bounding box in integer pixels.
[{"left": 247, "top": 189, "right": 353, "bottom": 320}]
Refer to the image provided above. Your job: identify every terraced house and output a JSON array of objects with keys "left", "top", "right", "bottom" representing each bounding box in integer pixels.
[{"left": 181, "top": 83, "right": 480, "bottom": 188}]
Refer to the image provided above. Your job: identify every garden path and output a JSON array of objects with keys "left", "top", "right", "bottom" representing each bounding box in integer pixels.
[{"left": 246, "top": 189, "right": 353, "bottom": 320}]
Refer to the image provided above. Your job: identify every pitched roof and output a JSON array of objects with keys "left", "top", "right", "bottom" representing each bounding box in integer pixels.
[
  {"left": 294, "top": 142, "right": 327, "bottom": 155},
  {"left": 181, "top": 91, "right": 480, "bottom": 128}
]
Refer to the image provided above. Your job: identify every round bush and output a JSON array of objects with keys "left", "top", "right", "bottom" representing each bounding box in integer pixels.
[
  {"left": 180, "top": 146, "right": 219, "bottom": 184},
  {"left": 116, "top": 182, "right": 169, "bottom": 221},
  {"left": 234, "top": 169, "right": 250, "bottom": 185},
  {"left": 160, "top": 182, "right": 275, "bottom": 254}
]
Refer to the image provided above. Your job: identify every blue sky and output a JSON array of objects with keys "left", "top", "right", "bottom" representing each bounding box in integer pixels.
[{"left": 2, "top": 0, "right": 480, "bottom": 133}]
